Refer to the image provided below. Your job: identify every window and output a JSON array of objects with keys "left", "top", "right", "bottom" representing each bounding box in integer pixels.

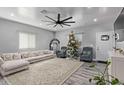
[
  {"left": 19, "top": 32, "right": 36, "bottom": 49},
  {"left": 75, "top": 33, "right": 83, "bottom": 47}
]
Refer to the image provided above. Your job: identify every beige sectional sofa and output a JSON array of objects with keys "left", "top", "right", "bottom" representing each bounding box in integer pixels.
[{"left": 0, "top": 50, "right": 55, "bottom": 76}]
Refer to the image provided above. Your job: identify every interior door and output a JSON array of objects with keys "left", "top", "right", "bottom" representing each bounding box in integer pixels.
[{"left": 96, "top": 31, "right": 114, "bottom": 61}]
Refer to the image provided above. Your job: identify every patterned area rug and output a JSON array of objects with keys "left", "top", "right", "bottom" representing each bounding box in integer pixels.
[
  {"left": 4, "top": 58, "right": 83, "bottom": 85},
  {"left": 63, "top": 62, "right": 107, "bottom": 85}
]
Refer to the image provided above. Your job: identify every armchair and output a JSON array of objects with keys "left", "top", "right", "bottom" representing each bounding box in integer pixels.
[
  {"left": 80, "top": 47, "right": 93, "bottom": 62},
  {"left": 56, "top": 46, "right": 67, "bottom": 58}
]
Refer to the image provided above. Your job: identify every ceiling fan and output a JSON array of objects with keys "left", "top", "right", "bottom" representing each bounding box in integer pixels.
[{"left": 42, "top": 13, "right": 75, "bottom": 28}]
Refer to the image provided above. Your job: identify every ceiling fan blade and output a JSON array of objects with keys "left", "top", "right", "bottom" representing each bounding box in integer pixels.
[
  {"left": 63, "top": 21, "right": 75, "bottom": 23},
  {"left": 41, "top": 20, "right": 55, "bottom": 23},
  {"left": 60, "top": 24, "right": 63, "bottom": 28},
  {"left": 53, "top": 24, "right": 58, "bottom": 27},
  {"left": 45, "top": 16, "right": 56, "bottom": 22},
  {"left": 58, "top": 13, "right": 60, "bottom": 21},
  {"left": 61, "top": 17, "right": 72, "bottom": 22},
  {"left": 62, "top": 23, "right": 71, "bottom": 26}
]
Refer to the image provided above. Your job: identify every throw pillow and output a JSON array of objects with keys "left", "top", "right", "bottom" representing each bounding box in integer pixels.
[
  {"left": 21, "top": 52, "right": 29, "bottom": 59},
  {"left": 39, "top": 51, "right": 44, "bottom": 55},
  {"left": 13, "top": 53, "right": 21, "bottom": 60},
  {"left": 28, "top": 52, "right": 35, "bottom": 57},
  {"left": 1, "top": 53, "right": 13, "bottom": 61},
  {"left": 32, "top": 52, "right": 39, "bottom": 56},
  {"left": 0, "top": 57, "right": 4, "bottom": 65},
  {"left": 43, "top": 50, "right": 51, "bottom": 54}
]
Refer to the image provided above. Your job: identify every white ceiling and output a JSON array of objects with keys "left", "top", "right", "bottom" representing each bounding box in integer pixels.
[{"left": 0, "top": 7, "right": 122, "bottom": 31}]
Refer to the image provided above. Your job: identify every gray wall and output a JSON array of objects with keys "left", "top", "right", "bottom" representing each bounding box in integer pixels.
[
  {"left": 0, "top": 18, "right": 55, "bottom": 53},
  {"left": 116, "top": 29, "right": 124, "bottom": 42},
  {"left": 55, "top": 23, "right": 114, "bottom": 58}
]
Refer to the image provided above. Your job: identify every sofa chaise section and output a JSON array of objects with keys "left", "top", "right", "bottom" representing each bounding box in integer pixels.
[
  {"left": 0, "top": 60, "right": 29, "bottom": 76},
  {"left": 0, "top": 50, "right": 55, "bottom": 76},
  {"left": 0, "top": 53, "right": 29, "bottom": 76}
]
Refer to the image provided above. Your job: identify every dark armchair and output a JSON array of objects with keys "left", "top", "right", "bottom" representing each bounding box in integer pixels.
[
  {"left": 80, "top": 47, "right": 93, "bottom": 62},
  {"left": 56, "top": 46, "right": 67, "bottom": 58}
]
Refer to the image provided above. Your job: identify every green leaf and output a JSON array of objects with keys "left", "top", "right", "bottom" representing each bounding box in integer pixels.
[
  {"left": 111, "top": 78, "right": 119, "bottom": 85},
  {"left": 107, "top": 58, "right": 111, "bottom": 65},
  {"left": 95, "top": 78, "right": 106, "bottom": 85},
  {"left": 94, "top": 76, "right": 101, "bottom": 80},
  {"left": 107, "top": 62, "right": 111, "bottom": 65}
]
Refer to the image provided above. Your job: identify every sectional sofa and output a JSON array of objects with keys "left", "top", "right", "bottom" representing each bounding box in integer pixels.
[{"left": 0, "top": 50, "right": 55, "bottom": 76}]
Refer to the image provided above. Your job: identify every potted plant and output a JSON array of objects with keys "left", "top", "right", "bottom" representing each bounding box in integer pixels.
[{"left": 89, "top": 59, "right": 122, "bottom": 85}]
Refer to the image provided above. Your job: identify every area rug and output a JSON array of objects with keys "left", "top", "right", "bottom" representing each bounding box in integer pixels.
[
  {"left": 63, "top": 62, "right": 107, "bottom": 85},
  {"left": 4, "top": 58, "right": 83, "bottom": 85}
]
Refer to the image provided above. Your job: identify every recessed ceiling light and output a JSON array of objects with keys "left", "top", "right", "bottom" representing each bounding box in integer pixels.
[
  {"left": 99, "top": 7, "right": 107, "bottom": 13},
  {"left": 39, "top": 23, "right": 42, "bottom": 25},
  {"left": 93, "top": 18, "right": 97, "bottom": 22},
  {"left": 10, "top": 13, "right": 14, "bottom": 17}
]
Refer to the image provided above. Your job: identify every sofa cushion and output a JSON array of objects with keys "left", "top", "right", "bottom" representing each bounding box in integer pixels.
[
  {"left": 13, "top": 53, "right": 21, "bottom": 60},
  {"left": 28, "top": 52, "right": 35, "bottom": 57},
  {"left": 0, "top": 57, "right": 4, "bottom": 65},
  {"left": 34, "top": 51, "right": 42, "bottom": 55},
  {"left": 21, "top": 52, "right": 29, "bottom": 59},
  {"left": 1, "top": 60, "right": 29, "bottom": 71},
  {"left": 25, "top": 54, "right": 54, "bottom": 62},
  {"left": 1, "top": 53, "right": 13, "bottom": 61},
  {"left": 43, "top": 50, "right": 52, "bottom": 54},
  {"left": 39, "top": 52, "right": 44, "bottom": 56},
  {"left": 29, "top": 51, "right": 40, "bottom": 57},
  {"left": 25, "top": 56, "right": 43, "bottom": 61}
]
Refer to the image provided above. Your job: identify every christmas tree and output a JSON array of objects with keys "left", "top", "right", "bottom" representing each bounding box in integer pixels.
[{"left": 67, "top": 31, "right": 80, "bottom": 58}]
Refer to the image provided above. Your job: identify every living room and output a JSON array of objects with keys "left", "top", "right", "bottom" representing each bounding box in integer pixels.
[{"left": 0, "top": 7, "right": 124, "bottom": 86}]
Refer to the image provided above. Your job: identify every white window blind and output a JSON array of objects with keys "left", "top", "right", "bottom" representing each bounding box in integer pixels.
[{"left": 19, "top": 32, "right": 36, "bottom": 49}]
